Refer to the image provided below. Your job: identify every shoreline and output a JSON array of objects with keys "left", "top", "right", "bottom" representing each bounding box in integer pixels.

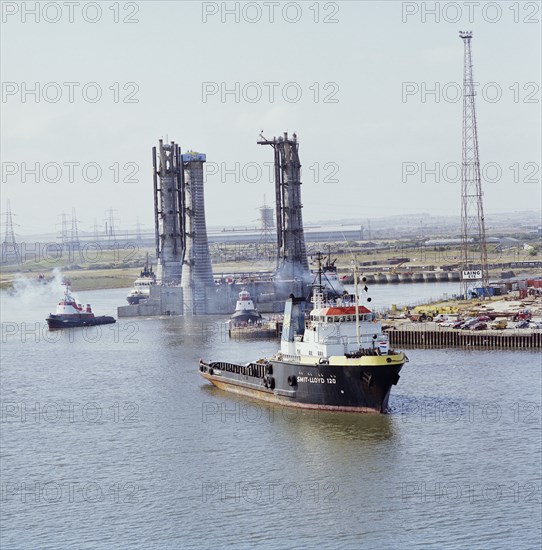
[{"left": 1, "top": 266, "right": 538, "bottom": 293}]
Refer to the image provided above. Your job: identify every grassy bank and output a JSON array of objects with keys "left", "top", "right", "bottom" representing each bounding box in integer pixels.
[{"left": 0, "top": 247, "right": 150, "bottom": 291}]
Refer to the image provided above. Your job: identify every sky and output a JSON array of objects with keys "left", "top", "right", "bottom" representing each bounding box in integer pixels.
[{"left": 1, "top": 0, "right": 541, "bottom": 236}]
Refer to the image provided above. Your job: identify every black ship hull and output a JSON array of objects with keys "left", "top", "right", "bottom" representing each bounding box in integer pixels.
[
  {"left": 199, "top": 356, "right": 404, "bottom": 413},
  {"left": 46, "top": 314, "right": 116, "bottom": 329},
  {"left": 126, "top": 295, "right": 146, "bottom": 305},
  {"left": 230, "top": 310, "right": 263, "bottom": 323}
]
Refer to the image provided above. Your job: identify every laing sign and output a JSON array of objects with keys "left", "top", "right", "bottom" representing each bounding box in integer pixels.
[{"left": 462, "top": 270, "right": 483, "bottom": 280}]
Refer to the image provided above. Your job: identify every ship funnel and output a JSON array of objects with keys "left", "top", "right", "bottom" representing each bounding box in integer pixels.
[{"left": 281, "top": 296, "right": 306, "bottom": 342}]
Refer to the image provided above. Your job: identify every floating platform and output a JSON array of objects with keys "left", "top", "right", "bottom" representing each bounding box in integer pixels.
[{"left": 228, "top": 323, "right": 280, "bottom": 340}]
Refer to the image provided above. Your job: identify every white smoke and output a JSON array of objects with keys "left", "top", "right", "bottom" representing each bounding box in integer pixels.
[{"left": 6, "top": 268, "right": 81, "bottom": 304}]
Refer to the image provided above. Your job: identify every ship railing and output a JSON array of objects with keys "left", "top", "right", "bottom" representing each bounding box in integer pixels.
[
  {"left": 280, "top": 353, "right": 300, "bottom": 362},
  {"left": 321, "top": 336, "right": 341, "bottom": 344}
]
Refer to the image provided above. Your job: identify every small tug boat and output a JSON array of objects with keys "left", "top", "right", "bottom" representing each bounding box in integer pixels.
[
  {"left": 126, "top": 257, "right": 156, "bottom": 305},
  {"left": 46, "top": 284, "right": 116, "bottom": 329},
  {"left": 230, "top": 290, "right": 263, "bottom": 325},
  {"left": 200, "top": 255, "right": 408, "bottom": 413}
]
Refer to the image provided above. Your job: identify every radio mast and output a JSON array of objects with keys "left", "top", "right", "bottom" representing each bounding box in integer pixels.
[{"left": 459, "top": 31, "right": 489, "bottom": 299}]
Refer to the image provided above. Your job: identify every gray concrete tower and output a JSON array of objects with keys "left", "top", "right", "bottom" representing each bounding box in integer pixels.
[{"left": 180, "top": 151, "right": 214, "bottom": 314}]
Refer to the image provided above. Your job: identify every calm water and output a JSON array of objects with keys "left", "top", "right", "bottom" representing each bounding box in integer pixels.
[{"left": 1, "top": 283, "right": 541, "bottom": 549}]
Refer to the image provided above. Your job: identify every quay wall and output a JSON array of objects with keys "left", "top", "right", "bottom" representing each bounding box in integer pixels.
[{"left": 386, "top": 326, "right": 541, "bottom": 349}]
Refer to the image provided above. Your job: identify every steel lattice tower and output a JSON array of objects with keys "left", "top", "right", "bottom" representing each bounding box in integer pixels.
[
  {"left": 459, "top": 31, "right": 489, "bottom": 299},
  {"left": 153, "top": 140, "right": 184, "bottom": 285},
  {"left": 104, "top": 208, "right": 119, "bottom": 245},
  {"left": 1, "top": 201, "right": 22, "bottom": 265},
  {"left": 258, "top": 132, "right": 309, "bottom": 280},
  {"left": 59, "top": 211, "right": 70, "bottom": 246},
  {"left": 69, "top": 208, "right": 82, "bottom": 261}
]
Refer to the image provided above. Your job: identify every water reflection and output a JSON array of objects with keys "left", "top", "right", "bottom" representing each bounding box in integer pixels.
[{"left": 199, "top": 383, "right": 394, "bottom": 443}]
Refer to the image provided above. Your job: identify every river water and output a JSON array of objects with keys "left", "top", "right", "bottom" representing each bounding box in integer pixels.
[{"left": 1, "top": 282, "right": 540, "bottom": 549}]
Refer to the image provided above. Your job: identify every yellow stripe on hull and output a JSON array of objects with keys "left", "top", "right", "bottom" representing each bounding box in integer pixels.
[
  {"left": 280, "top": 352, "right": 406, "bottom": 367},
  {"left": 329, "top": 352, "right": 406, "bottom": 367}
]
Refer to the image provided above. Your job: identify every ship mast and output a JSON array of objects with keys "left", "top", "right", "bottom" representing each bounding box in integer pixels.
[
  {"left": 312, "top": 252, "right": 325, "bottom": 308},
  {"left": 353, "top": 258, "right": 361, "bottom": 347}
]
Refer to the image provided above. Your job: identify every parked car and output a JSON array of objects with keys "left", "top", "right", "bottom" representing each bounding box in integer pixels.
[
  {"left": 434, "top": 314, "right": 448, "bottom": 323},
  {"left": 472, "top": 322, "right": 488, "bottom": 330},
  {"left": 451, "top": 321, "right": 465, "bottom": 329},
  {"left": 490, "top": 319, "right": 508, "bottom": 330},
  {"left": 409, "top": 313, "right": 430, "bottom": 322},
  {"left": 477, "top": 315, "right": 491, "bottom": 322},
  {"left": 515, "top": 320, "right": 530, "bottom": 329},
  {"left": 529, "top": 322, "right": 542, "bottom": 330},
  {"left": 461, "top": 319, "right": 479, "bottom": 330}
]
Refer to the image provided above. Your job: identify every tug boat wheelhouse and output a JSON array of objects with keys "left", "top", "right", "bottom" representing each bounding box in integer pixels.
[
  {"left": 230, "top": 290, "right": 263, "bottom": 325},
  {"left": 46, "top": 284, "right": 116, "bottom": 329},
  {"left": 200, "top": 260, "right": 407, "bottom": 413}
]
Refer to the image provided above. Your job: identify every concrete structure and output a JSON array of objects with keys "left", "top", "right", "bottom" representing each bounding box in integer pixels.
[
  {"left": 180, "top": 151, "right": 214, "bottom": 314},
  {"left": 153, "top": 140, "right": 184, "bottom": 285},
  {"left": 259, "top": 202, "right": 274, "bottom": 231},
  {"left": 118, "top": 139, "right": 186, "bottom": 318},
  {"left": 118, "top": 284, "right": 183, "bottom": 317}
]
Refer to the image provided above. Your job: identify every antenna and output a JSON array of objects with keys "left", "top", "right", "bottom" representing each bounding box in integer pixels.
[{"left": 459, "top": 31, "right": 489, "bottom": 299}]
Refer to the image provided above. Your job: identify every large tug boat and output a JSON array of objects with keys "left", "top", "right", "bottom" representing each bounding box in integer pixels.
[
  {"left": 200, "top": 257, "right": 407, "bottom": 413},
  {"left": 46, "top": 284, "right": 116, "bottom": 329},
  {"left": 126, "top": 256, "right": 156, "bottom": 304}
]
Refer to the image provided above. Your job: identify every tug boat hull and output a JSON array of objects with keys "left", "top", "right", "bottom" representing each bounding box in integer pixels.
[
  {"left": 230, "top": 310, "right": 262, "bottom": 324},
  {"left": 46, "top": 314, "right": 116, "bottom": 329},
  {"left": 199, "top": 354, "right": 405, "bottom": 413}
]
